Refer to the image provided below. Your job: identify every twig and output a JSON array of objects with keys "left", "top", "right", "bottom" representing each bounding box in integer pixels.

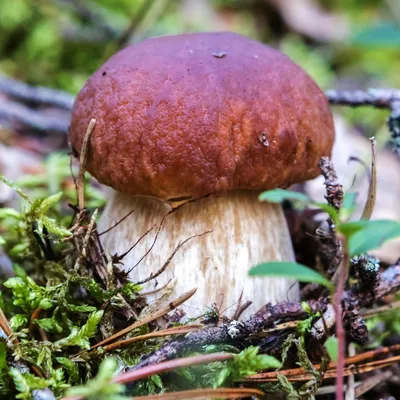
[
  {"left": 0, "top": 97, "right": 70, "bottom": 134},
  {"left": 132, "top": 302, "right": 318, "bottom": 371},
  {"left": 360, "top": 137, "right": 377, "bottom": 220},
  {"left": 361, "top": 299, "right": 400, "bottom": 319},
  {"left": 0, "top": 306, "right": 16, "bottom": 343},
  {"left": 133, "top": 260, "right": 400, "bottom": 371},
  {"left": 0, "top": 308, "right": 46, "bottom": 379},
  {"left": 232, "top": 300, "right": 253, "bottom": 321},
  {"left": 60, "top": 353, "right": 240, "bottom": 400},
  {"left": 245, "top": 355, "right": 399, "bottom": 382},
  {"left": 345, "top": 343, "right": 356, "bottom": 400},
  {"left": 326, "top": 88, "right": 400, "bottom": 156},
  {"left": 0, "top": 75, "right": 74, "bottom": 110},
  {"left": 135, "top": 231, "right": 211, "bottom": 285},
  {"left": 114, "top": 352, "right": 234, "bottom": 385},
  {"left": 355, "top": 369, "right": 393, "bottom": 397},
  {"left": 334, "top": 239, "right": 349, "bottom": 400},
  {"left": 132, "top": 387, "right": 265, "bottom": 400},
  {"left": 121, "top": 209, "right": 175, "bottom": 268},
  {"left": 117, "top": 222, "right": 158, "bottom": 264},
  {"left": 73, "top": 209, "right": 98, "bottom": 270},
  {"left": 243, "top": 343, "right": 400, "bottom": 382},
  {"left": 124, "top": 202, "right": 201, "bottom": 271},
  {"left": 326, "top": 88, "right": 400, "bottom": 109},
  {"left": 103, "top": 324, "right": 204, "bottom": 352},
  {"left": 317, "top": 383, "right": 360, "bottom": 396},
  {"left": 317, "top": 157, "right": 344, "bottom": 280},
  {"left": 311, "top": 304, "right": 335, "bottom": 340},
  {"left": 87, "top": 288, "right": 197, "bottom": 350},
  {"left": 29, "top": 308, "right": 48, "bottom": 342},
  {"left": 77, "top": 118, "right": 96, "bottom": 210},
  {"left": 98, "top": 209, "right": 135, "bottom": 236},
  {"left": 318, "top": 156, "right": 344, "bottom": 212}
]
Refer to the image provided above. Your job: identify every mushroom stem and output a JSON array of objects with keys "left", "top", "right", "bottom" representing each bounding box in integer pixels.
[{"left": 98, "top": 190, "right": 298, "bottom": 319}]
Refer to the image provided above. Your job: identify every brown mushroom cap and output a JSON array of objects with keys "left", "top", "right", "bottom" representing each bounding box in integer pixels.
[{"left": 70, "top": 31, "right": 334, "bottom": 200}]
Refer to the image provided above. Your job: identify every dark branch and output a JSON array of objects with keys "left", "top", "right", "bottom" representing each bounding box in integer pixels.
[
  {"left": 0, "top": 75, "right": 74, "bottom": 110},
  {"left": 326, "top": 88, "right": 400, "bottom": 110},
  {"left": 130, "top": 260, "right": 400, "bottom": 371},
  {"left": 326, "top": 88, "right": 400, "bottom": 156},
  {"left": 0, "top": 98, "right": 70, "bottom": 134},
  {"left": 318, "top": 156, "right": 344, "bottom": 211}
]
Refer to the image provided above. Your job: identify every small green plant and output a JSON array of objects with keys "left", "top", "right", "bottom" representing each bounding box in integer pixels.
[
  {"left": 251, "top": 183, "right": 400, "bottom": 400},
  {"left": 65, "top": 358, "right": 129, "bottom": 400},
  {"left": 0, "top": 172, "right": 146, "bottom": 398},
  {"left": 251, "top": 188, "right": 400, "bottom": 281}
]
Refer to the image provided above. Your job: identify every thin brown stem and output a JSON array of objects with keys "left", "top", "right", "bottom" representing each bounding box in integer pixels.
[
  {"left": 98, "top": 209, "right": 135, "bottom": 236},
  {"left": 77, "top": 118, "right": 96, "bottom": 210},
  {"left": 113, "top": 353, "right": 234, "bottom": 385},
  {"left": 334, "top": 238, "right": 349, "bottom": 400},
  {"left": 87, "top": 288, "right": 197, "bottom": 351},
  {"left": 360, "top": 137, "right": 377, "bottom": 220},
  {"left": 133, "top": 387, "right": 264, "bottom": 400},
  {"left": 244, "top": 343, "right": 400, "bottom": 382},
  {"left": 0, "top": 307, "right": 16, "bottom": 343},
  {"left": 62, "top": 353, "right": 234, "bottom": 400},
  {"left": 103, "top": 324, "right": 203, "bottom": 352}
]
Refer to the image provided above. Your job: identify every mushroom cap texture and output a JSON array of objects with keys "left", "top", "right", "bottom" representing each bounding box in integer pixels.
[{"left": 70, "top": 31, "right": 334, "bottom": 200}]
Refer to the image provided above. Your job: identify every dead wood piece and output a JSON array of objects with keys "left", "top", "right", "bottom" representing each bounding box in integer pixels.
[{"left": 0, "top": 75, "right": 74, "bottom": 110}]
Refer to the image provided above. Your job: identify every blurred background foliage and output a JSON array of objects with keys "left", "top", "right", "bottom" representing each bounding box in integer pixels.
[{"left": 0, "top": 0, "right": 399, "bottom": 133}]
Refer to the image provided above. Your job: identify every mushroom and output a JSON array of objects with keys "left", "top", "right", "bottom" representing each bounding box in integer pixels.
[{"left": 70, "top": 32, "right": 334, "bottom": 318}]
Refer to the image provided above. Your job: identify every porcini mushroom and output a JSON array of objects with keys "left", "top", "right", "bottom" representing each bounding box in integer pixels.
[{"left": 70, "top": 32, "right": 334, "bottom": 318}]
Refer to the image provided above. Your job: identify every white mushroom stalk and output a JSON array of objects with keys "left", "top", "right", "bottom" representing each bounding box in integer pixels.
[{"left": 99, "top": 190, "right": 298, "bottom": 319}]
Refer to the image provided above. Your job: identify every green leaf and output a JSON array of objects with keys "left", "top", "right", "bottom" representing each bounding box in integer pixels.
[
  {"left": 325, "top": 336, "right": 338, "bottom": 362},
  {"left": 0, "top": 237, "right": 5, "bottom": 246},
  {"left": 9, "top": 242, "right": 29, "bottom": 257},
  {"left": 65, "top": 358, "right": 129, "bottom": 400},
  {"left": 66, "top": 304, "right": 97, "bottom": 313},
  {"left": 258, "top": 189, "right": 338, "bottom": 223},
  {"left": 9, "top": 369, "right": 49, "bottom": 399},
  {"left": 314, "top": 202, "right": 339, "bottom": 224},
  {"left": 56, "top": 358, "right": 80, "bottom": 384},
  {"left": 346, "top": 220, "right": 400, "bottom": 256},
  {"left": 38, "top": 215, "right": 72, "bottom": 238},
  {"left": 35, "top": 317, "right": 63, "bottom": 333},
  {"left": 37, "top": 192, "right": 63, "bottom": 214},
  {"left": 339, "top": 220, "right": 368, "bottom": 238},
  {"left": 340, "top": 192, "right": 358, "bottom": 221},
  {"left": 296, "top": 316, "right": 315, "bottom": 336},
  {"left": 215, "top": 346, "right": 281, "bottom": 387},
  {"left": 301, "top": 301, "right": 312, "bottom": 314},
  {"left": 56, "top": 310, "right": 103, "bottom": 349},
  {"left": 259, "top": 189, "right": 310, "bottom": 203},
  {"left": 0, "top": 208, "right": 21, "bottom": 220},
  {"left": 4, "top": 277, "right": 25, "bottom": 290},
  {"left": 9, "top": 369, "right": 30, "bottom": 398},
  {"left": 38, "top": 298, "right": 53, "bottom": 310},
  {"left": 9, "top": 314, "right": 28, "bottom": 330},
  {"left": 342, "top": 192, "right": 357, "bottom": 211},
  {"left": 0, "top": 174, "right": 30, "bottom": 203},
  {"left": 249, "top": 261, "right": 333, "bottom": 290}
]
